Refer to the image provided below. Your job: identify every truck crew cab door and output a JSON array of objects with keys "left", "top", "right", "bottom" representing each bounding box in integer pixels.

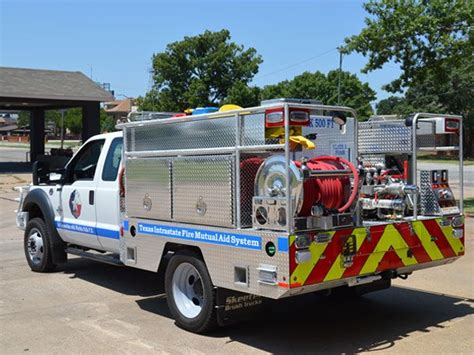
[
  {"left": 56, "top": 138, "right": 105, "bottom": 249},
  {"left": 95, "top": 136, "right": 123, "bottom": 253}
]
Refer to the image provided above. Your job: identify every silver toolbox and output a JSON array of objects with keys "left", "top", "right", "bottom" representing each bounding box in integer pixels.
[
  {"left": 125, "top": 157, "right": 172, "bottom": 220},
  {"left": 172, "top": 155, "right": 235, "bottom": 228}
]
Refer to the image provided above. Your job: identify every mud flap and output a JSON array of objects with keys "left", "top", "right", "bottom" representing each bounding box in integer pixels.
[{"left": 216, "top": 288, "right": 265, "bottom": 326}]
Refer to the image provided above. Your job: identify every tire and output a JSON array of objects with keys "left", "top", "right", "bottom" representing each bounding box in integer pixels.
[
  {"left": 165, "top": 251, "right": 217, "bottom": 333},
  {"left": 24, "top": 218, "right": 56, "bottom": 272}
]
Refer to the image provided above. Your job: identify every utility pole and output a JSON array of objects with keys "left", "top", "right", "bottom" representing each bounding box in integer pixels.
[
  {"left": 337, "top": 48, "right": 343, "bottom": 105},
  {"left": 60, "top": 109, "right": 65, "bottom": 150},
  {"left": 89, "top": 65, "right": 93, "bottom": 80}
]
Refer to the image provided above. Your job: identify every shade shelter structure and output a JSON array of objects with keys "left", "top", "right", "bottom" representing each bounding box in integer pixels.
[{"left": 0, "top": 67, "right": 114, "bottom": 163}]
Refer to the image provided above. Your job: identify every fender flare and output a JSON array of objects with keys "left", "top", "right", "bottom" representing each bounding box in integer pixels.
[{"left": 22, "top": 188, "right": 67, "bottom": 264}]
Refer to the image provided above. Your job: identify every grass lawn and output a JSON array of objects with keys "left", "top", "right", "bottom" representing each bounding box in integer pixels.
[
  {"left": 465, "top": 198, "right": 474, "bottom": 214},
  {"left": 418, "top": 155, "right": 474, "bottom": 166},
  {"left": 0, "top": 140, "right": 81, "bottom": 150}
]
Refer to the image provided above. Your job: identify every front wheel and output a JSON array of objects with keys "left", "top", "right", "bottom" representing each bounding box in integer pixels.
[
  {"left": 165, "top": 251, "right": 216, "bottom": 333},
  {"left": 24, "top": 218, "right": 56, "bottom": 272}
]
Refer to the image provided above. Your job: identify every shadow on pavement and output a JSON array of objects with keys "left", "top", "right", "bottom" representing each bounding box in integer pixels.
[
  {"left": 211, "top": 289, "right": 473, "bottom": 353},
  {"left": 62, "top": 257, "right": 164, "bottom": 297},
  {"left": 62, "top": 257, "right": 473, "bottom": 353}
]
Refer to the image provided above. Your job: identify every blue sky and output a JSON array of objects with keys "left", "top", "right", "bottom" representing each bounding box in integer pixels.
[{"left": 0, "top": 0, "right": 401, "bottom": 103}]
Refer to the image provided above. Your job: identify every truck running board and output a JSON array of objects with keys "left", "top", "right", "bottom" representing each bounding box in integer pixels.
[{"left": 66, "top": 247, "right": 123, "bottom": 266}]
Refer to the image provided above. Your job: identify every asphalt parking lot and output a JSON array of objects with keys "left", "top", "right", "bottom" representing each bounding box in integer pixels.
[{"left": 0, "top": 173, "right": 473, "bottom": 354}]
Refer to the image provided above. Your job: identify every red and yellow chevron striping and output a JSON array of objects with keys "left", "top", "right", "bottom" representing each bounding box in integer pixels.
[{"left": 289, "top": 217, "right": 464, "bottom": 288}]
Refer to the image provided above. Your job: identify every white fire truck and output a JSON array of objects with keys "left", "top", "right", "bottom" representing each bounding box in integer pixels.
[{"left": 16, "top": 99, "right": 465, "bottom": 333}]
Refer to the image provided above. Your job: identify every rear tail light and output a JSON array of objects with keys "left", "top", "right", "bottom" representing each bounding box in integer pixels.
[
  {"left": 451, "top": 215, "right": 464, "bottom": 228},
  {"left": 294, "top": 234, "right": 312, "bottom": 249},
  {"left": 295, "top": 250, "right": 312, "bottom": 264},
  {"left": 441, "top": 170, "right": 448, "bottom": 183},
  {"left": 265, "top": 108, "right": 284, "bottom": 127},
  {"left": 265, "top": 108, "right": 310, "bottom": 127},
  {"left": 290, "top": 110, "right": 310, "bottom": 123},
  {"left": 119, "top": 166, "right": 126, "bottom": 197},
  {"left": 445, "top": 118, "right": 460, "bottom": 132}
]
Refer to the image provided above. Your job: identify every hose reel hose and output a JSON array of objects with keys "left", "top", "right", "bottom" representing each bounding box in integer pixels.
[{"left": 296, "top": 156, "right": 359, "bottom": 215}]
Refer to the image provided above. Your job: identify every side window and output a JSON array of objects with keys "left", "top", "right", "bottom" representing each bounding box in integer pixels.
[
  {"left": 102, "top": 138, "right": 123, "bottom": 181},
  {"left": 66, "top": 139, "right": 105, "bottom": 184}
]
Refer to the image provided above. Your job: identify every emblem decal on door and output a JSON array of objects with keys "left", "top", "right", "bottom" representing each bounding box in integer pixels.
[{"left": 69, "top": 190, "right": 82, "bottom": 218}]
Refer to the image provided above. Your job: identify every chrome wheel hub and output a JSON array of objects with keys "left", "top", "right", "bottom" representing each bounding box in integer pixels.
[
  {"left": 27, "top": 229, "right": 44, "bottom": 265},
  {"left": 172, "top": 262, "right": 204, "bottom": 318}
]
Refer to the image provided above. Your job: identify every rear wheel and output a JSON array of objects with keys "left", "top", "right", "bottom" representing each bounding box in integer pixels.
[
  {"left": 24, "top": 218, "right": 56, "bottom": 272},
  {"left": 165, "top": 252, "right": 216, "bottom": 333}
]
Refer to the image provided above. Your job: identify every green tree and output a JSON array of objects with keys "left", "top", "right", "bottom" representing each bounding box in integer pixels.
[
  {"left": 344, "top": 0, "right": 472, "bottom": 92},
  {"left": 344, "top": 0, "right": 473, "bottom": 155},
  {"left": 376, "top": 96, "right": 413, "bottom": 115},
  {"left": 63, "top": 108, "right": 82, "bottom": 135},
  {"left": 140, "top": 29, "right": 263, "bottom": 112},
  {"left": 17, "top": 111, "right": 30, "bottom": 127},
  {"left": 63, "top": 108, "right": 117, "bottom": 136},
  {"left": 222, "top": 81, "right": 261, "bottom": 108},
  {"left": 406, "top": 63, "right": 473, "bottom": 155},
  {"left": 100, "top": 110, "right": 117, "bottom": 133},
  {"left": 16, "top": 108, "right": 115, "bottom": 138},
  {"left": 18, "top": 110, "right": 65, "bottom": 134},
  {"left": 261, "top": 70, "right": 376, "bottom": 119}
]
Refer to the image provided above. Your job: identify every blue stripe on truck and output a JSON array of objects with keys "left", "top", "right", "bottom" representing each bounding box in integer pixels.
[
  {"left": 137, "top": 222, "right": 262, "bottom": 250},
  {"left": 55, "top": 221, "right": 120, "bottom": 239},
  {"left": 278, "top": 236, "right": 289, "bottom": 252}
]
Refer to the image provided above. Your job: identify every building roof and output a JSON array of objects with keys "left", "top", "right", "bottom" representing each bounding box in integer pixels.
[
  {"left": 0, "top": 67, "right": 114, "bottom": 102},
  {"left": 104, "top": 98, "right": 133, "bottom": 113},
  {"left": 0, "top": 124, "right": 18, "bottom": 132}
]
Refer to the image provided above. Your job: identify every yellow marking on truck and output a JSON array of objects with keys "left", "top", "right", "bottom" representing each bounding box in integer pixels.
[
  {"left": 437, "top": 219, "right": 464, "bottom": 254},
  {"left": 359, "top": 225, "right": 415, "bottom": 274},
  {"left": 291, "top": 232, "right": 334, "bottom": 285},
  {"left": 324, "top": 229, "right": 367, "bottom": 282},
  {"left": 413, "top": 221, "right": 444, "bottom": 261}
]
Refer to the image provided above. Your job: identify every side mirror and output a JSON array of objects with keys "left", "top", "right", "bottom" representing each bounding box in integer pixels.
[
  {"left": 32, "top": 161, "right": 49, "bottom": 185},
  {"left": 49, "top": 168, "right": 66, "bottom": 184}
]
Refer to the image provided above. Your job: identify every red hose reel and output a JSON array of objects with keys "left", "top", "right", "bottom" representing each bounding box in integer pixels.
[
  {"left": 243, "top": 155, "right": 358, "bottom": 221},
  {"left": 295, "top": 156, "right": 359, "bottom": 215}
]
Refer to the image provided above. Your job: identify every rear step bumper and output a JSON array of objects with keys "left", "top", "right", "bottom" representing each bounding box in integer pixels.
[{"left": 66, "top": 247, "right": 123, "bottom": 266}]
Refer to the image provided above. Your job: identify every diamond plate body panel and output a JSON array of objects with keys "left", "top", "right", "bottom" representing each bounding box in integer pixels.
[
  {"left": 172, "top": 155, "right": 235, "bottom": 228},
  {"left": 123, "top": 218, "right": 291, "bottom": 299},
  {"left": 359, "top": 154, "right": 385, "bottom": 166},
  {"left": 125, "top": 115, "right": 237, "bottom": 152},
  {"left": 419, "top": 170, "right": 459, "bottom": 215},
  {"left": 125, "top": 158, "right": 172, "bottom": 220},
  {"left": 358, "top": 120, "right": 412, "bottom": 154},
  {"left": 420, "top": 170, "right": 440, "bottom": 215},
  {"left": 241, "top": 113, "right": 266, "bottom": 146}
]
